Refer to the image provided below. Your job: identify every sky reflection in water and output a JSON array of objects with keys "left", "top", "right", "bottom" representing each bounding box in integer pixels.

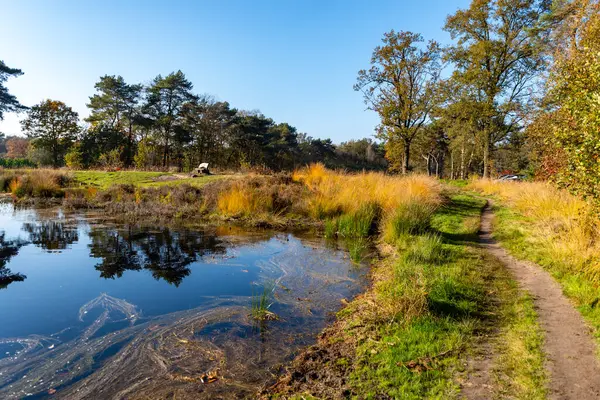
[{"left": 0, "top": 203, "right": 367, "bottom": 399}]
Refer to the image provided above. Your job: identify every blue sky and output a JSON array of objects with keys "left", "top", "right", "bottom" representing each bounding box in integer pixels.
[{"left": 0, "top": 0, "right": 469, "bottom": 143}]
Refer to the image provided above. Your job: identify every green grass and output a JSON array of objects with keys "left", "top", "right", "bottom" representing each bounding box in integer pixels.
[
  {"left": 441, "top": 179, "right": 469, "bottom": 188},
  {"left": 324, "top": 219, "right": 338, "bottom": 238},
  {"left": 251, "top": 281, "right": 277, "bottom": 321},
  {"left": 384, "top": 201, "right": 437, "bottom": 242},
  {"left": 430, "top": 193, "right": 486, "bottom": 243},
  {"left": 73, "top": 170, "right": 166, "bottom": 188},
  {"left": 494, "top": 289, "right": 547, "bottom": 399},
  {"left": 143, "top": 175, "right": 225, "bottom": 188},
  {"left": 344, "top": 192, "right": 546, "bottom": 399},
  {"left": 337, "top": 202, "right": 379, "bottom": 238},
  {"left": 72, "top": 170, "right": 224, "bottom": 189},
  {"left": 346, "top": 237, "right": 369, "bottom": 263}
]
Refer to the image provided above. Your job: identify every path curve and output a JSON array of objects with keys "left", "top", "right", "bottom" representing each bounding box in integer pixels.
[{"left": 480, "top": 201, "right": 600, "bottom": 399}]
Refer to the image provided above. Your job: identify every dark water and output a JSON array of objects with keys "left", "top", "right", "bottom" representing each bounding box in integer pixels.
[{"left": 0, "top": 203, "right": 367, "bottom": 399}]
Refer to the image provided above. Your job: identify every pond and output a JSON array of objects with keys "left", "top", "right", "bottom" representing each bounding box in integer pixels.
[{"left": 0, "top": 202, "right": 368, "bottom": 399}]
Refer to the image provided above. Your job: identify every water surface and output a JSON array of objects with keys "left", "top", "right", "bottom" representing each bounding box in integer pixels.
[{"left": 0, "top": 203, "right": 367, "bottom": 399}]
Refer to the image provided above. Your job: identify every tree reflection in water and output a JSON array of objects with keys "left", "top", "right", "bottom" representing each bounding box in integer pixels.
[
  {"left": 88, "top": 226, "right": 228, "bottom": 286},
  {"left": 0, "top": 233, "right": 27, "bottom": 289},
  {"left": 22, "top": 220, "right": 78, "bottom": 252}
]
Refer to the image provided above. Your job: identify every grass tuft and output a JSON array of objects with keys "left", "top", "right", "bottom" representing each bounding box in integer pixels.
[
  {"left": 337, "top": 202, "right": 380, "bottom": 238},
  {"left": 383, "top": 201, "right": 437, "bottom": 243},
  {"left": 0, "top": 169, "right": 72, "bottom": 198},
  {"left": 251, "top": 281, "right": 278, "bottom": 321}
]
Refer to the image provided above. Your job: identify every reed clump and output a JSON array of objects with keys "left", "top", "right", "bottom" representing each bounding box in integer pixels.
[
  {"left": 0, "top": 169, "right": 72, "bottom": 198},
  {"left": 214, "top": 175, "right": 308, "bottom": 218},
  {"left": 251, "top": 281, "right": 278, "bottom": 321},
  {"left": 292, "top": 163, "right": 442, "bottom": 240}
]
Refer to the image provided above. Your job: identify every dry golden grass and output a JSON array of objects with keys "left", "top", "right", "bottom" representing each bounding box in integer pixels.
[
  {"left": 0, "top": 169, "right": 72, "bottom": 198},
  {"left": 469, "top": 179, "right": 600, "bottom": 280},
  {"left": 217, "top": 184, "right": 271, "bottom": 216},
  {"left": 292, "top": 163, "right": 442, "bottom": 221},
  {"left": 214, "top": 174, "right": 306, "bottom": 219},
  {"left": 214, "top": 164, "right": 443, "bottom": 233}
]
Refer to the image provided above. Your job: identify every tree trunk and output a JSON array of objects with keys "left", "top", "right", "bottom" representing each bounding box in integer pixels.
[
  {"left": 402, "top": 139, "right": 411, "bottom": 175},
  {"left": 460, "top": 140, "right": 465, "bottom": 180},
  {"left": 126, "top": 123, "right": 134, "bottom": 168},
  {"left": 483, "top": 130, "right": 491, "bottom": 178},
  {"left": 422, "top": 154, "right": 431, "bottom": 176},
  {"left": 53, "top": 142, "right": 59, "bottom": 169},
  {"left": 162, "top": 130, "right": 169, "bottom": 168},
  {"left": 467, "top": 148, "right": 474, "bottom": 179}
]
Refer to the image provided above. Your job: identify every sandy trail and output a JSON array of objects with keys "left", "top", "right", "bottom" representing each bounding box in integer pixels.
[{"left": 469, "top": 201, "right": 600, "bottom": 399}]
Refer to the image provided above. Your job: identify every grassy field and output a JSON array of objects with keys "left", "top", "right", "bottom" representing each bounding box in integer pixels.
[
  {"left": 0, "top": 168, "right": 227, "bottom": 195},
  {"left": 72, "top": 170, "right": 225, "bottom": 189}
]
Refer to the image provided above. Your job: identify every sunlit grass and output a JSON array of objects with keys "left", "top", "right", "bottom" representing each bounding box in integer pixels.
[
  {"left": 293, "top": 163, "right": 442, "bottom": 219},
  {"left": 341, "top": 193, "right": 546, "bottom": 398},
  {"left": 217, "top": 184, "right": 268, "bottom": 216},
  {"left": 72, "top": 170, "right": 224, "bottom": 189},
  {"left": 73, "top": 170, "right": 166, "bottom": 188}
]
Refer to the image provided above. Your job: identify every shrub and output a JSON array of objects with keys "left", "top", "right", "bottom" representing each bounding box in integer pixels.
[
  {"left": 0, "top": 158, "right": 36, "bottom": 168},
  {"left": 65, "top": 144, "right": 84, "bottom": 169},
  {"left": 0, "top": 170, "right": 18, "bottom": 192}
]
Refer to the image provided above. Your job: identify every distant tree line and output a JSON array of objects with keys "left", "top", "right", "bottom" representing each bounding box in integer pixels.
[{"left": 0, "top": 68, "right": 386, "bottom": 171}]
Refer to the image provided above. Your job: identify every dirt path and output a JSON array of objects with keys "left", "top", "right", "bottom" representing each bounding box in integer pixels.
[
  {"left": 475, "top": 201, "right": 600, "bottom": 399},
  {"left": 460, "top": 324, "right": 497, "bottom": 399}
]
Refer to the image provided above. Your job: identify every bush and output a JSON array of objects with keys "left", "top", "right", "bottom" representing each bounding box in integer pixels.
[
  {"left": 65, "top": 144, "right": 84, "bottom": 169},
  {"left": 0, "top": 158, "right": 36, "bottom": 168}
]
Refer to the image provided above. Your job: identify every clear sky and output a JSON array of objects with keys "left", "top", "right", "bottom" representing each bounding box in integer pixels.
[{"left": 0, "top": 0, "right": 469, "bottom": 143}]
